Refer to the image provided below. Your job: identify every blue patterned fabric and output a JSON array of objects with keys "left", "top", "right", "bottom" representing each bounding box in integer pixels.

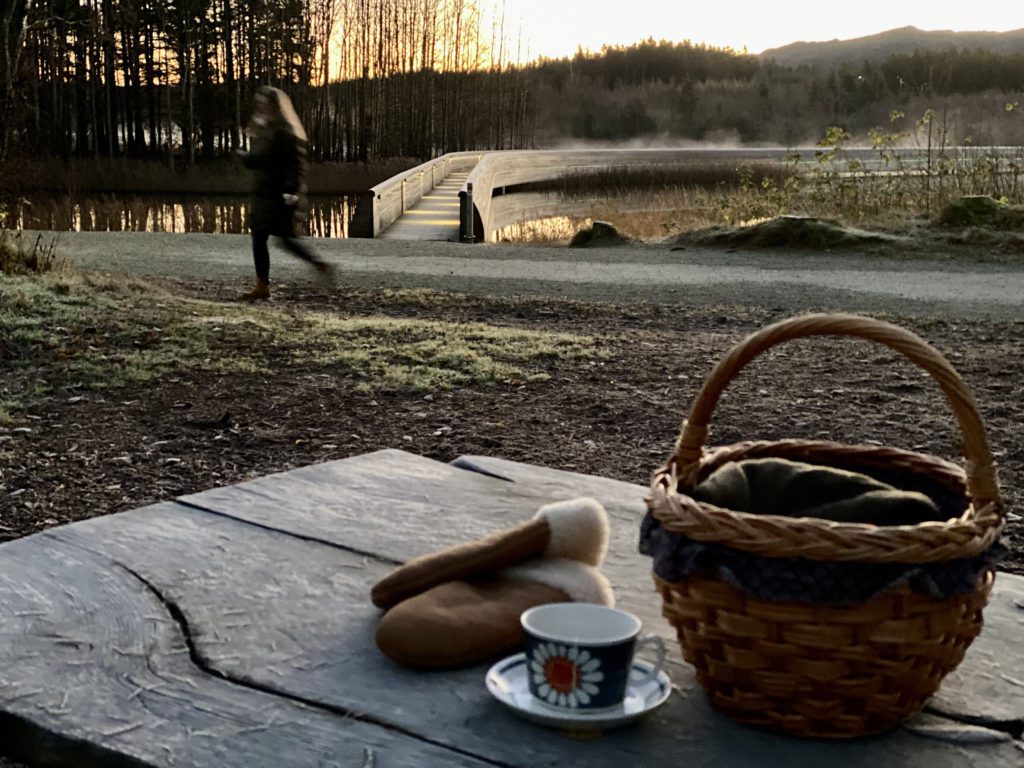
[{"left": 639, "top": 511, "right": 1003, "bottom": 605}]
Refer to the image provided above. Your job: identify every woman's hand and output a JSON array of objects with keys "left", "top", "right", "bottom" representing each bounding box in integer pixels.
[{"left": 282, "top": 193, "right": 299, "bottom": 206}]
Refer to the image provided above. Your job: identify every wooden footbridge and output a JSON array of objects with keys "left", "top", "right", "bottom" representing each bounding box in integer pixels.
[
  {"left": 347, "top": 148, "right": 895, "bottom": 244},
  {"left": 348, "top": 152, "right": 482, "bottom": 242}
]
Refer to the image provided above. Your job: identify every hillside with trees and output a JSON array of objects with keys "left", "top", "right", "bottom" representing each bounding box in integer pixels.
[
  {"left": 761, "top": 26, "right": 1024, "bottom": 68},
  {"left": 529, "top": 38, "right": 1024, "bottom": 147}
]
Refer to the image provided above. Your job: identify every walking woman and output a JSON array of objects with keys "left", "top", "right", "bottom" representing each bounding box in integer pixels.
[{"left": 238, "top": 86, "right": 332, "bottom": 301}]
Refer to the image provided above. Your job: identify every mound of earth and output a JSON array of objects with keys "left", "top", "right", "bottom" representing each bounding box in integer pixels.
[
  {"left": 943, "top": 226, "right": 1024, "bottom": 253},
  {"left": 569, "top": 220, "right": 633, "bottom": 248},
  {"left": 936, "top": 196, "right": 1024, "bottom": 230},
  {"left": 674, "top": 215, "right": 903, "bottom": 250}
]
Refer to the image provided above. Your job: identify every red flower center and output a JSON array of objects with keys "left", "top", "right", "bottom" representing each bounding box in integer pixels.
[{"left": 544, "top": 657, "right": 579, "bottom": 694}]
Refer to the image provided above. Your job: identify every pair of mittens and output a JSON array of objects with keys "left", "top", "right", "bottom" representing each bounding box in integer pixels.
[
  {"left": 372, "top": 497, "right": 614, "bottom": 669},
  {"left": 693, "top": 458, "right": 945, "bottom": 525}
]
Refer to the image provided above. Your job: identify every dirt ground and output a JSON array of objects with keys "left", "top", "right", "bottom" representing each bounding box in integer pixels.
[{"left": 2, "top": 276, "right": 1020, "bottom": 574}]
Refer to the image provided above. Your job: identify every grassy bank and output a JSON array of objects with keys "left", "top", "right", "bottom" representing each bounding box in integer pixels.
[
  {"left": 554, "top": 148, "right": 1023, "bottom": 239},
  {"left": 0, "top": 270, "right": 602, "bottom": 426}
]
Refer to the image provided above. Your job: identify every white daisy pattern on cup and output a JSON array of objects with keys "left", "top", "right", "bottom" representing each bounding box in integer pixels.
[{"left": 529, "top": 642, "right": 605, "bottom": 707}]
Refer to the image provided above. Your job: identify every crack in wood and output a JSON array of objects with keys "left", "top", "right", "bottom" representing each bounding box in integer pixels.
[
  {"left": 923, "top": 704, "right": 1024, "bottom": 740},
  {"left": 174, "top": 499, "right": 404, "bottom": 567},
  {"left": 447, "top": 457, "right": 516, "bottom": 482},
  {"left": 115, "top": 563, "right": 517, "bottom": 768}
]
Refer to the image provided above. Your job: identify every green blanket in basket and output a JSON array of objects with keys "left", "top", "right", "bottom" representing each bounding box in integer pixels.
[{"left": 692, "top": 458, "right": 945, "bottom": 526}]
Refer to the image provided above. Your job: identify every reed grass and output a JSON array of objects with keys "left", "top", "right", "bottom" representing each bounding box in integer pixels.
[
  {"left": 506, "top": 136, "right": 1024, "bottom": 244},
  {"left": 516, "top": 162, "right": 793, "bottom": 198},
  {"left": 0, "top": 227, "right": 63, "bottom": 275}
]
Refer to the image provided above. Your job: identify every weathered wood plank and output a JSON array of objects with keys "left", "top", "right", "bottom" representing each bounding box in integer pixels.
[
  {"left": 0, "top": 510, "right": 497, "bottom": 768},
  {"left": 927, "top": 580, "right": 1024, "bottom": 729},
  {"left": 180, "top": 449, "right": 664, "bottom": 627},
  {"left": 38, "top": 495, "right": 1023, "bottom": 766},
  {"left": 180, "top": 449, "right": 580, "bottom": 562}
]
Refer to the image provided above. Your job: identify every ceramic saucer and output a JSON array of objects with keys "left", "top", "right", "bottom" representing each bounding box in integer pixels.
[{"left": 485, "top": 653, "right": 672, "bottom": 730}]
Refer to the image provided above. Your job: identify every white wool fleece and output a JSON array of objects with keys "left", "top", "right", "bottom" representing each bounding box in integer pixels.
[
  {"left": 534, "top": 497, "right": 610, "bottom": 566},
  {"left": 503, "top": 558, "right": 615, "bottom": 607}
]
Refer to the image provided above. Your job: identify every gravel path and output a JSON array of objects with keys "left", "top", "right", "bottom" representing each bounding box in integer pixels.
[{"left": 39, "top": 230, "right": 1024, "bottom": 319}]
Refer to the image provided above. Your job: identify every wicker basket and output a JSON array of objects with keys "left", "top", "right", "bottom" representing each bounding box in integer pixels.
[{"left": 646, "top": 313, "right": 1005, "bottom": 739}]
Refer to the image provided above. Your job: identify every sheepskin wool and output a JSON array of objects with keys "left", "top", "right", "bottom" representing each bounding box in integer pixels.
[
  {"left": 503, "top": 558, "right": 614, "bottom": 607},
  {"left": 534, "top": 497, "right": 610, "bottom": 565}
]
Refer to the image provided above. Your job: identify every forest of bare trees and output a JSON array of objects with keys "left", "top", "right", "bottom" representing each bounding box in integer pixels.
[
  {"left": 0, "top": 0, "right": 532, "bottom": 163},
  {"left": 2, "top": 3, "right": 1022, "bottom": 169}
]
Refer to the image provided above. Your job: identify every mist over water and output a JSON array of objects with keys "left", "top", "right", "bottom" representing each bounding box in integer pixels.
[{"left": 544, "top": 134, "right": 784, "bottom": 151}]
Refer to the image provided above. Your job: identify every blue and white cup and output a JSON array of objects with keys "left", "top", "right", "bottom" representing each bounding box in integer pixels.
[{"left": 521, "top": 603, "right": 666, "bottom": 711}]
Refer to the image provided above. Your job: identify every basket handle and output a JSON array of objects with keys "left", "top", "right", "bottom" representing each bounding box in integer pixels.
[{"left": 672, "top": 313, "right": 1002, "bottom": 516}]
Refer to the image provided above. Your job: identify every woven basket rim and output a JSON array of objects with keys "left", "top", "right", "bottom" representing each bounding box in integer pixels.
[{"left": 648, "top": 439, "right": 1004, "bottom": 564}]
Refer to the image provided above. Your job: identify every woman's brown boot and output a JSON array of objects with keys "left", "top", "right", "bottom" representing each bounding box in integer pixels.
[{"left": 241, "top": 277, "right": 270, "bottom": 302}]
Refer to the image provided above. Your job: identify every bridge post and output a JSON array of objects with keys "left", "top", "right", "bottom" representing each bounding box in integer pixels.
[{"left": 460, "top": 182, "right": 475, "bottom": 243}]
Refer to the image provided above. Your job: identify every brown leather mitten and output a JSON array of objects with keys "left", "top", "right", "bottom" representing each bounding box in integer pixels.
[
  {"left": 370, "top": 497, "right": 610, "bottom": 609},
  {"left": 375, "top": 558, "right": 614, "bottom": 669}
]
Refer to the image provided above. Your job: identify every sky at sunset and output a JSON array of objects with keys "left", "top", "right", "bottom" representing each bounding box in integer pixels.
[{"left": 505, "top": 2, "right": 1023, "bottom": 59}]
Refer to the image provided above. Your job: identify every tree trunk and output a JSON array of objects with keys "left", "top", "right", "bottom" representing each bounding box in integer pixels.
[
  {"left": 0, "top": 0, "right": 30, "bottom": 160},
  {"left": 223, "top": 0, "right": 239, "bottom": 150}
]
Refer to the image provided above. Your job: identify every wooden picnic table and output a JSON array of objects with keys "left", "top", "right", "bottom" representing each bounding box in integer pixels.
[{"left": 1, "top": 449, "right": 1022, "bottom": 767}]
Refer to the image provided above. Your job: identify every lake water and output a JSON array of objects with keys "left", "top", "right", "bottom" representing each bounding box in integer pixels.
[{"left": 1, "top": 194, "right": 355, "bottom": 238}]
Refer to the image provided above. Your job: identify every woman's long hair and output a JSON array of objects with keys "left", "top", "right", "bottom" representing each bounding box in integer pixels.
[{"left": 251, "top": 86, "right": 308, "bottom": 142}]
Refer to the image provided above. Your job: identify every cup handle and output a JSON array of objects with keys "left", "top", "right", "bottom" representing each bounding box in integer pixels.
[{"left": 630, "top": 635, "right": 666, "bottom": 686}]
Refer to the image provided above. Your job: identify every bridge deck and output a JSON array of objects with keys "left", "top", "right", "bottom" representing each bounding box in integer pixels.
[{"left": 379, "top": 171, "right": 468, "bottom": 241}]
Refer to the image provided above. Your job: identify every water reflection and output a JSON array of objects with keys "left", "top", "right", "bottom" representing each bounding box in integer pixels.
[
  {"left": 2, "top": 194, "right": 354, "bottom": 237},
  {"left": 496, "top": 215, "right": 591, "bottom": 244}
]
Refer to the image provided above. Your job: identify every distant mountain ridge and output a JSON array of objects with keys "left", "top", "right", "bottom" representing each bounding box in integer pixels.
[{"left": 760, "top": 26, "right": 1024, "bottom": 68}]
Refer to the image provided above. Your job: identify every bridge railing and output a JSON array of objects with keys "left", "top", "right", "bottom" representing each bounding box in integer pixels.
[{"left": 349, "top": 151, "right": 482, "bottom": 238}]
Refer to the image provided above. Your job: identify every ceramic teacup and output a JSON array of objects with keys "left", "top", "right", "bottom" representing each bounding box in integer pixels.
[{"left": 521, "top": 603, "right": 666, "bottom": 712}]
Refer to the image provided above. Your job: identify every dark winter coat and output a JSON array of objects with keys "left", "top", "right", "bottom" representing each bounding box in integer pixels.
[{"left": 241, "top": 129, "right": 307, "bottom": 235}]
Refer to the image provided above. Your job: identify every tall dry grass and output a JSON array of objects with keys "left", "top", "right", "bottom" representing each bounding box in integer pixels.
[
  {"left": 0, "top": 227, "right": 62, "bottom": 274},
  {"left": 515, "top": 162, "right": 793, "bottom": 199},
  {"left": 504, "top": 131, "right": 1024, "bottom": 244}
]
